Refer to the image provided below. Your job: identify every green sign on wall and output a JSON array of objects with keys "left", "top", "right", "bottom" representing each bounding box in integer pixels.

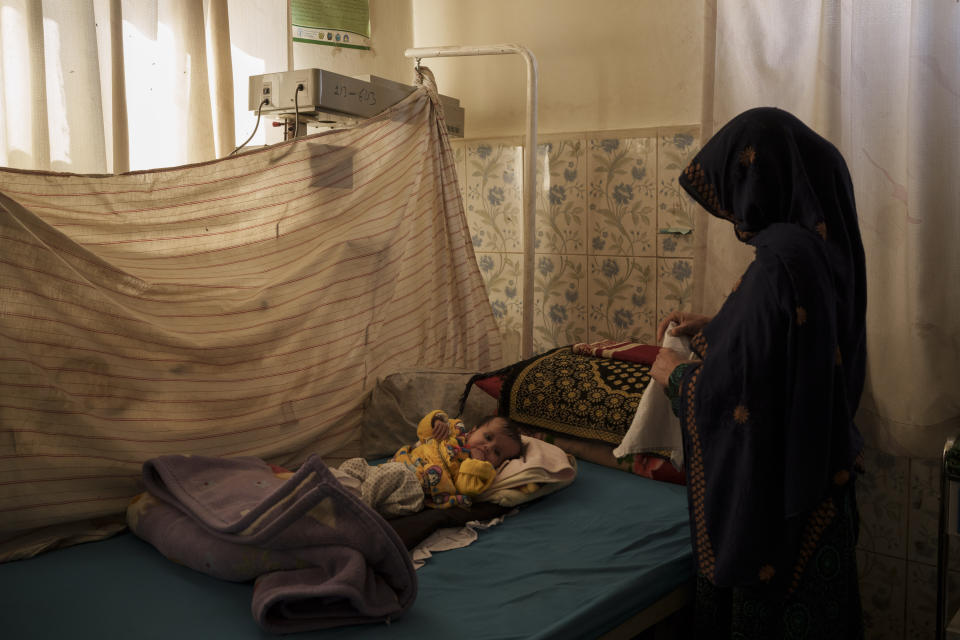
[{"left": 291, "top": 0, "right": 370, "bottom": 50}]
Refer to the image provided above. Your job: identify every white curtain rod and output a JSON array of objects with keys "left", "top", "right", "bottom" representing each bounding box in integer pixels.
[{"left": 404, "top": 44, "right": 539, "bottom": 360}]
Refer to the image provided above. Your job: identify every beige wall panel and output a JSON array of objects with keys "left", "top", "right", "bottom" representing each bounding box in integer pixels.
[{"left": 412, "top": 0, "right": 704, "bottom": 138}]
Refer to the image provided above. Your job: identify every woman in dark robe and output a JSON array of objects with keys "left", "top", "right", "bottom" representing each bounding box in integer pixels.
[{"left": 650, "top": 107, "right": 866, "bottom": 639}]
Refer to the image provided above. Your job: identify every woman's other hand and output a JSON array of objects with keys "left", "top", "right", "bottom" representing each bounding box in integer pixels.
[
  {"left": 656, "top": 311, "right": 712, "bottom": 343},
  {"left": 650, "top": 348, "right": 688, "bottom": 388}
]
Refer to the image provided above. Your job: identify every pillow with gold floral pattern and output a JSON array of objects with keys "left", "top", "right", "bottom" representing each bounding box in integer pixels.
[{"left": 489, "top": 346, "right": 655, "bottom": 446}]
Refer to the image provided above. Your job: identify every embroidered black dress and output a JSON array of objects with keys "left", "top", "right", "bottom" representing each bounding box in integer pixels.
[{"left": 672, "top": 107, "right": 866, "bottom": 639}]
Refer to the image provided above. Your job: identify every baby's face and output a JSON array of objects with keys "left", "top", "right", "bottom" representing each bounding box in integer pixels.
[{"left": 465, "top": 418, "right": 521, "bottom": 468}]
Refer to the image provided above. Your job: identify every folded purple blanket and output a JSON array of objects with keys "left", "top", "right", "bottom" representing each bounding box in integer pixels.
[{"left": 127, "top": 454, "right": 417, "bottom": 633}]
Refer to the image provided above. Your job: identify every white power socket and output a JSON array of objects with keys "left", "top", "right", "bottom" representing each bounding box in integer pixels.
[
  {"left": 258, "top": 81, "right": 273, "bottom": 108},
  {"left": 249, "top": 72, "right": 317, "bottom": 112}
]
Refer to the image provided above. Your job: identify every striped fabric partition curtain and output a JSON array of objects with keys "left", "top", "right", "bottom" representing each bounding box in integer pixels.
[{"left": 0, "top": 86, "right": 502, "bottom": 560}]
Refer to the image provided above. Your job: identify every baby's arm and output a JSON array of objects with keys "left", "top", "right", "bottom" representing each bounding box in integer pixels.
[
  {"left": 455, "top": 458, "right": 497, "bottom": 496},
  {"left": 416, "top": 410, "right": 465, "bottom": 443},
  {"left": 416, "top": 410, "right": 446, "bottom": 442}
]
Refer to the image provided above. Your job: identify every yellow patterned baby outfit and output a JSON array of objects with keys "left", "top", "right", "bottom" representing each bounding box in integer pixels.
[{"left": 391, "top": 409, "right": 497, "bottom": 509}]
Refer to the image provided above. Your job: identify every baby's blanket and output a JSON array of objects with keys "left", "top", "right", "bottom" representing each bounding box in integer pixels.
[
  {"left": 127, "top": 454, "right": 416, "bottom": 633},
  {"left": 479, "top": 436, "right": 577, "bottom": 506}
]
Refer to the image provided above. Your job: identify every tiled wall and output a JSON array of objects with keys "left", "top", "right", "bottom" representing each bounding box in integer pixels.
[
  {"left": 451, "top": 129, "right": 954, "bottom": 640},
  {"left": 857, "top": 447, "right": 959, "bottom": 639},
  {"left": 450, "top": 126, "right": 700, "bottom": 363}
]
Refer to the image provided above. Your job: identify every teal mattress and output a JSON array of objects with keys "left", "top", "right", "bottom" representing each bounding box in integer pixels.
[{"left": 0, "top": 460, "right": 691, "bottom": 639}]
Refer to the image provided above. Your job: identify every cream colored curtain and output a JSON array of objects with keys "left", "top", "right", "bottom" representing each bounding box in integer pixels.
[
  {"left": 0, "top": 0, "right": 244, "bottom": 174},
  {"left": 697, "top": 0, "right": 960, "bottom": 457}
]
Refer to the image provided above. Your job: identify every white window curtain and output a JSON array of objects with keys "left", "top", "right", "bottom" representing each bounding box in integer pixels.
[
  {"left": 697, "top": 0, "right": 960, "bottom": 457},
  {"left": 0, "top": 0, "right": 284, "bottom": 174}
]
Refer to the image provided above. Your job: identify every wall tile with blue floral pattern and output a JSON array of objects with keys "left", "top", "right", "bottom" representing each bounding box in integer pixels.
[
  {"left": 856, "top": 447, "right": 909, "bottom": 558},
  {"left": 656, "top": 230, "right": 695, "bottom": 260},
  {"left": 904, "top": 561, "right": 960, "bottom": 640},
  {"left": 857, "top": 550, "right": 906, "bottom": 640},
  {"left": 531, "top": 253, "right": 587, "bottom": 353},
  {"left": 465, "top": 142, "right": 524, "bottom": 253},
  {"left": 907, "top": 456, "right": 960, "bottom": 570},
  {"left": 657, "top": 128, "right": 700, "bottom": 258},
  {"left": 657, "top": 258, "right": 695, "bottom": 324},
  {"left": 475, "top": 251, "right": 524, "bottom": 364},
  {"left": 586, "top": 136, "right": 657, "bottom": 258},
  {"left": 587, "top": 256, "right": 657, "bottom": 344},
  {"left": 536, "top": 136, "right": 587, "bottom": 255}
]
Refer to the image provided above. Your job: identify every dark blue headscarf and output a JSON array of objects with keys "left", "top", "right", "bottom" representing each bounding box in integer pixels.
[{"left": 677, "top": 107, "right": 866, "bottom": 589}]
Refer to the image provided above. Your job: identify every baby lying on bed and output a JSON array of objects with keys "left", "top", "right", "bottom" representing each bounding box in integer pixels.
[
  {"left": 337, "top": 410, "right": 523, "bottom": 516},
  {"left": 395, "top": 410, "right": 523, "bottom": 508}
]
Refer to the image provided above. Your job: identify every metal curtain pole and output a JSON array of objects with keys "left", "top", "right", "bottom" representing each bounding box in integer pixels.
[{"left": 403, "top": 44, "right": 539, "bottom": 360}]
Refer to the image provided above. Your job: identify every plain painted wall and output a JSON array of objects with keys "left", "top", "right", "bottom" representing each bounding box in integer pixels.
[
  {"left": 285, "top": 1, "right": 704, "bottom": 139},
  {"left": 411, "top": 0, "right": 704, "bottom": 138}
]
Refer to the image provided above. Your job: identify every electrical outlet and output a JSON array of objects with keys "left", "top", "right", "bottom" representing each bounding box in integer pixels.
[
  {"left": 248, "top": 74, "right": 282, "bottom": 111},
  {"left": 291, "top": 78, "right": 309, "bottom": 106}
]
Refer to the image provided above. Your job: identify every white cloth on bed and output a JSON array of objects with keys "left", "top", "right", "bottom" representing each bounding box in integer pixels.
[
  {"left": 612, "top": 323, "right": 692, "bottom": 468},
  {"left": 409, "top": 511, "right": 514, "bottom": 569}
]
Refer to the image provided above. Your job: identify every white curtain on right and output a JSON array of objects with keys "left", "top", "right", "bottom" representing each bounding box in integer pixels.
[{"left": 698, "top": 1, "right": 959, "bottom": 457}]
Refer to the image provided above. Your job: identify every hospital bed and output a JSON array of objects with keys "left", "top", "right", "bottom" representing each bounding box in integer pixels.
[
  {"left": 0, "top": 458, "right": 691, "bottom": 639},
  {"left": 0, "top": 364, "right": 693, "bottom": 639},
  {"left": 0, "top": 80, "right": 694, "bottom": 638}
]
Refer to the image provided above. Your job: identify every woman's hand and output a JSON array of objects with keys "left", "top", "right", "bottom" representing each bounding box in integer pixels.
[
  {"left": 656, "top": 311, "right": 712, "bottom": 343},
  {"left": 650, "top": 348, "right": 688, "bottom": 388}
]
